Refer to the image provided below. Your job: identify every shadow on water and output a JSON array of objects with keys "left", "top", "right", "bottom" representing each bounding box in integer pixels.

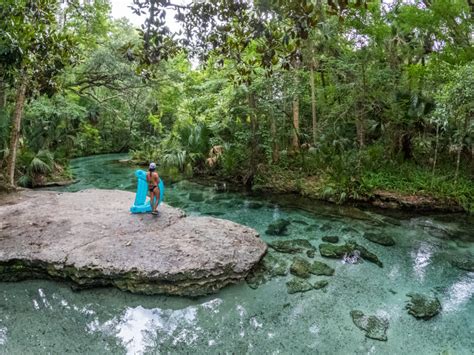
[{"left": 2, "top": 153, "right": 473, "bottom": 354}]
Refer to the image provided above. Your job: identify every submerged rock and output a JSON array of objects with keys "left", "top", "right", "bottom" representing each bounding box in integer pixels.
[
  {"left": 350, "top": 310, "right": 389, "bottom": 341},
  {"left": 290, "top": 257, "right": 312, "bottom": 278},
  {"left": 363, "top": 232, "right": 395, "bottom": 246},
  {"left": 313, "top": 280, "right": 329, "bottom": 289},
  {"left": 188, "top": 192, "right": 205, "bottom": 202},
  {"left": 320, "top": 224, "right": 332, "bottom": 232},
  {"left": 406, "top": 293, "right": 441, "bottom": 320},
  {"left": 269, "top": 239, "right": 315, "bottom": 254},
  {"left": 266, "top": 219, "right": 291, "bottom": 236},
  {"left": 247, "top": 201, "right": 264, "bottom": 209},
  {"left": 286, "top": 278, "right": 313, "bottom": 294},
  {"left": 306, "top": 249, "right": 316, "bottom": 258},
  {"left": 319, "top": 241, "right": 383, "bottom": 268},
  {"left": 451, "top": 255, "right": 474, "bottom": 272},
  {"left": 322, "top": 236, "right": 339, "bottom": 244},
  {"left": 245, "top": 252, "right": 288, "bottom": 289},
  {"left": 292, "top": 219, "right": 309, "bottom": 226},
  {"left": 0, "top": 189, "right": 267, "bottom": 297},
  {"left": 310, "top": 261, "right": 335, "bottom": 276}
]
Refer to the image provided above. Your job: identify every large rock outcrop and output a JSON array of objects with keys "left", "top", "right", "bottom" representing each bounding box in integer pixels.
[{"left": 0, "top": 189, "right": 267, "bottom": 296}]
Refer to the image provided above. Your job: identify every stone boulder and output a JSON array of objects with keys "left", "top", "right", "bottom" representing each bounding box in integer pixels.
[{"left": 0, "top": 189, "right": 267, "bottom": 297}]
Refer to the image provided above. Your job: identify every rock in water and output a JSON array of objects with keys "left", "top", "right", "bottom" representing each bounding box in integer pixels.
[
  {"left": 269, "top": 239, "right": 315, "bottom": 254},
  {"left": 286, "top": 278, "right": 313, "bottom": 294},
  {"left": 313, "top": 280, "right": 329, "bottom": 289},
  {"left": 406, "top": 293, "right": 441, "bottom": 320},
  {"left": 322, "top": 236, "right": 339, "bottom": 243},
  {"left": 363, "top": 232, "right": 395, "bottom": 246},
  {"left": 247, "top": 201, "right": 264, "bottom": 209},
  {"left": 451, "top": 255, "right": 474, "bottom": 272},
  {"left": 188, "top": 192, "right": 205, "bottom": 202},
  {"left": 0, "top": 189, "right": 267, "bottom": 297},
  {"left": 290, "top": 257, "right": 312, "bottom": 278},
  {"left": 350, "top": 310, "right": 389, "bottom": 341},
  {"left": 319, "top": 241, "right": 383, "bottom": 268},
  {"left": 245, "top": 252, "right": 288, "bottom": 289},
  {"left": 310, "top": 261, "right": 335, "bottom": 276},
  {"left": 266, "top": 219, "right": 291, "bottom": 236}
]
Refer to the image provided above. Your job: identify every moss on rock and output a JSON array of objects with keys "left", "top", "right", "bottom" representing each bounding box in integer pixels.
[
  {"left": 406, "top": 293, "right": 441, "bottom": 320},
  {"left": 313, "top": 280, "right": 329, "bottom": 289},
  {"left": 269, "top": 239, "right": 315, "bottom": 254},
  {"left": 290, "top": 257, "right": 312, "bottom": 278},
  {"left": 363, "top": 232, "right": 395, "bottom": 246},
  {"left": 350, "top": 310, "right": 389, "bottom": 341},
  {"left": 310, "top": 261, "right": 335, "bottom": 276},
  {"left": 286, "top": 278, "right": 313, "bottom": 294},
  {"left": 322, "top": 236, "right": 339, "bottom": 243},
  {"left": 266, "top": 219, "right": 291, "bottom": 236},
  {"left": 319, "top": 241, "right": 383, "bottom": 268}
]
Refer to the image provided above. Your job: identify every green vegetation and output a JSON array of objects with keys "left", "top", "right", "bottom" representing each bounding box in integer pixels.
[{"left": 0, "top": 1, "right": 472, "bottom": 211}]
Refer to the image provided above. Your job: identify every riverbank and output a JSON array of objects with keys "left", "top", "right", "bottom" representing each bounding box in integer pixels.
[{"left": 251, "top": 166, "right": 473, "bottom": 214}]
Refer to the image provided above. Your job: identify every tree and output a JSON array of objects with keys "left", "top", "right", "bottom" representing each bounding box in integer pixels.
[{"left": 0, "top": 0, "right": 77, "bottom": 186}]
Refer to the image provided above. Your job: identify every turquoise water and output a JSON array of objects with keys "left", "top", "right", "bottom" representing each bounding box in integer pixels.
[{"left": 1, "top": 154, "right": 473, "bottom": 354}]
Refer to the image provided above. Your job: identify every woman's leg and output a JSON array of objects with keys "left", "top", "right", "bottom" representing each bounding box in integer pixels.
[
  {"left": 149, "top": 190, "right": 155, "bottom": 212},
  {"left": 154, "top": 187, "right": 160, "bottom": 211}
]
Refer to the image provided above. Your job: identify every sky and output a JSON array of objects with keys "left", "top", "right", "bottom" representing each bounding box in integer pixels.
[{"left": 109, "top": 0, "right": 190, "bottom": 31}]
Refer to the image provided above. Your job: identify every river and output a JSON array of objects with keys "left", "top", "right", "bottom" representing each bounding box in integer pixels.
[{"left": 0, "top": 154, "right": 473, "bottom": 354}]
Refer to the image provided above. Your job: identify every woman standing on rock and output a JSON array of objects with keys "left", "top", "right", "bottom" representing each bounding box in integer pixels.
[{"left": 147, "top": 162, "right": 160, "bottom": 215}]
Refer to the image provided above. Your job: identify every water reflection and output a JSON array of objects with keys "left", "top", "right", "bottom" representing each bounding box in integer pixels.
[
  {"left": 411, "top": 242, "right": 435, "bottom": 282},
  {"left": 442, "top": 273, "right": 474, "bottom": 312},
  {"left": 0, "top": 326, "right": 6, "bottom": 345},
  {"left": 87, "top": 299, "right": 222, "bottom": 355}
]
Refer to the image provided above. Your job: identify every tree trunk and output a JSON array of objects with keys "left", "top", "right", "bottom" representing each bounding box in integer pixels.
[
  {"left": 431, "top": 124, "right": 439, "bottom": 187},
  {"left": 7, "top": 77, "right": 28, "bottom": 186},
  {"left": 269, "top": 87, "right": 279, "bottom": 163},
  {"left": 0, "top": 78, "right": 6, "bottom": 109},
  {"left": 310, "top": 64, "right": 317, "bottom": 146},
  {"left": 292, "top": 94, "right": 299, "bottom": 150},
  {"left": 247, "top": 91, "right": 258, "bottom": 188}
]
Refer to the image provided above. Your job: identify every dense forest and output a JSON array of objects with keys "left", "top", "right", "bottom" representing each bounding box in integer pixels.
[{"left": 0, "top": 0, "right": 473, "bottom": 211}]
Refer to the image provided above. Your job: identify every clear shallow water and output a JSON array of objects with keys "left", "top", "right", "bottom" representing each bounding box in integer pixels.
[{"left": 1, "top": 154, "right": 473, "bottom": 354}]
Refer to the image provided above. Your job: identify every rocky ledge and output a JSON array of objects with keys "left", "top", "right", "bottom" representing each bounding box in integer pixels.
[{"left": 0, "top": 189, "right": 266, "bottom": 296}]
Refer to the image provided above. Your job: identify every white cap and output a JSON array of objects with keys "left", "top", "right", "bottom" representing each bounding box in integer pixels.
[{"left": 149, "top": 162, "right": 156, "bottom": 170}]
